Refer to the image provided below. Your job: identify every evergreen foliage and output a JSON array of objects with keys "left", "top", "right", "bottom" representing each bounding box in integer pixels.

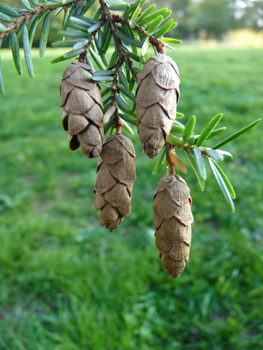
[
  {"left": 0, "top": 0, "right": 260, "bottom": 212},
  {"left": 0, "top": 0, "right": 261, "bottom": 284}
]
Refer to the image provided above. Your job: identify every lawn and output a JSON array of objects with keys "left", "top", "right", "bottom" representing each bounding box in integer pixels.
[{"left": 0, "top": 47, "right": 263, "bottom": 350}]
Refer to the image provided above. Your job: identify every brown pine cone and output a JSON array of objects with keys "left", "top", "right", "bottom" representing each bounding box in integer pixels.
[
  {"left": 135, "top": 54, "right": 180, "bottom": 159},
  {"left": 60, "top": 62, "right": 104, "bottom": 158},
  {"left": 94, "top": 134, "right": 136, "bottom": 231},
  {"left": 153, "top": 175, "right": 193, "bottom": 278}
]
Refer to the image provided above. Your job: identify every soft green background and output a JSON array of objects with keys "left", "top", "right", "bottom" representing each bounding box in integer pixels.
[
  {"left": 1, "top": 0, "right": 263, "bottom": 43},
  {"left": 0, "top": 47, "right": 263, "bottom": 349}
]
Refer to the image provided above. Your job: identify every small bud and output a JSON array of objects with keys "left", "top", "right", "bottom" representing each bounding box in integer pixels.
[{"left": 169, "top": 151, "right": 187, "bottom": 174}]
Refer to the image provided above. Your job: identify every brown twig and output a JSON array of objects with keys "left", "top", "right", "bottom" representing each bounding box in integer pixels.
[
  {"left": 99, "top": 0, "right": 130, "bottom": 131},
  {"left": 166, "top": 142, "right": 175, "bottom": 175},
  {"left": 112, "top": 15, "right": 166, "bottom": 54},
  {"left": 171, "top": 143, "right": 212, "bottom": 158},
  {"left": 78, "top": 24, "right": 103, "bottom": 63},
  {"left": 0, "top": 0, "right": 79, "bottom": 40},
  {"left": 99, "top": 0, "right": 137, "bottom": 78}
]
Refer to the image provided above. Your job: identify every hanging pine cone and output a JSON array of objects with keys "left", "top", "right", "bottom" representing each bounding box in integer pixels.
[
  {"left": 60, "top": 62, "right": 104, "bottom": 158},
  {"left": 153, "top": 175, "right": 193, "bottom": 278},
  {"left": 135, "top": 54, "right": 180, "bottom": 159},
  {"left": 94, "top": 134, "right": 136, "bottom": 231}
]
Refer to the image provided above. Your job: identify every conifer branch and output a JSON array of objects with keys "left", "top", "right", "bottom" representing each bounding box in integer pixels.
[
  {"left": 99, "top": 0, "right": 137, "bottom": 79},
  {"left": 99, "top": 0, "right": 137, "bottom": 131},
  {"left": 112, "top": 15, "right": 165, "bottom": 54},
  {"left": 0, "top": 0, "right": 79, "bottom": 40}
]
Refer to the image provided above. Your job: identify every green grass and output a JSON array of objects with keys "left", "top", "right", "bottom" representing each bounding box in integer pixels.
[{"left": 0, "top": 47, "right": 263, "bottom": 350}]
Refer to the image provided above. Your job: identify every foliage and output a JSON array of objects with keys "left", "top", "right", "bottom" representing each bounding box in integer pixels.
[
  {"left": 0, "top": 48, "right": 262, "bottom": 349},
  {"left": 0, "top": 0, "right": 260, "bottom": 212},
  {"left": 1, "top": 0, "right": 263, "bottom": 46}
]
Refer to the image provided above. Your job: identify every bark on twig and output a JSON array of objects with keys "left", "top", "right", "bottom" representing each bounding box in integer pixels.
[
  {"left": 0, "top": 0, "right": 79, "bottom": 40},
  {"left": 112, "top": 15, "right": 166, "bottom": 54},
  {"left": 166, "top": 142, "right": 175, "bottom": 175},
  {"left": 99, "top": 0, "right": 135, "bottom": 131}
]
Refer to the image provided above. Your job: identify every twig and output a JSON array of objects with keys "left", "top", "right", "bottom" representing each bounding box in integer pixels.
[
  {"left": 78, "top": 25, "right": 103, "bottom": 63},
  {"left": 166, "top": 142, "right": 175, "bottom": 175},
  {"left": 112, "top": 15, "right": 165, "bottom": 54},
  {"left": 170, "top": 142, "right": 217, "bottom": 159},
  {"left": 99, "top": 0, "right": 137, "bottom": 79},
  {"left": 0, "top": 0, "right": 79, "bottom": 40},
  {"left": 99, "top": 0, "right": 130, "bottom": 131}
]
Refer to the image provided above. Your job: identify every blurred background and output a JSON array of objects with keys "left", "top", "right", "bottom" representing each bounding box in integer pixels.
[
  {"left": 2, "top": 0, "right": 263, "bottom": 47},
  {"left": 0, "top": 0, "right": 263, "bottom": 349}
]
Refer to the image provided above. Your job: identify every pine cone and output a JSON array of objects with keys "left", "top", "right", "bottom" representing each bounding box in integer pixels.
[
  {"left": 153, "top": 175, "right": 193, "bottom": 278},
  {"left": 94, "top": 134, "right": 136, "bottom": 231},
  {"left": 60, "top": 62, "right": 104, "bottom": 158},
  {"left": 135, "top": 54, "right": 180, "bottom": 159}
]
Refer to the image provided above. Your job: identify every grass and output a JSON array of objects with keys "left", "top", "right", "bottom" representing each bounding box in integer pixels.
[{"left": 0, "top": 47, "right": 263, "bottom": 350}]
